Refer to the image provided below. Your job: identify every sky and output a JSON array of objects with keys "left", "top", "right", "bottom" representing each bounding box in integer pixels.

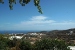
[{"left": 0, "top": 0, "right": 75, "bottom": 31}]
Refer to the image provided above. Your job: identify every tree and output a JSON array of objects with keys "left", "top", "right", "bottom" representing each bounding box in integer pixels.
[
  {"left": 0, "top": 34, "right": 10, "bottom": 50},
  {"left": 34, "top": 39, "right": 70, "bottom": 50},
  {"left": 19, "top": 40, "right": 32, "bottom": 50},
  {"left": 0, "top": 41, "right": 7, "bottom": 50},
  {"left": 34, "top": 39, "right": 51, "bottom": 50},
  {"left": 0, "top": 0, "right": 42, "bottom": 14}
]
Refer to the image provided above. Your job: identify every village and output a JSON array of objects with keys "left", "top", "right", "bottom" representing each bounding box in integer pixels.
[
  {"left": 3, "top": 28, "right": 75, "bottom": 50},
  {"left": 5, "top": 28, "right": 75, "bottom": 44}
]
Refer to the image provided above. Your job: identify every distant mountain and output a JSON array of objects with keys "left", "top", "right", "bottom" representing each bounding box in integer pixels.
[{"left": 41, "top": 28, "right": 75, "bottom": 35}]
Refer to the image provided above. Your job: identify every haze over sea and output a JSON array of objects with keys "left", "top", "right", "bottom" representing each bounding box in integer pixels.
[{"left": 0, "top": 30, "right": 43, "bottom": 34}]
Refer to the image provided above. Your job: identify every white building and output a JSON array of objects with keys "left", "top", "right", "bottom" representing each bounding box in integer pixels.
[
  {"left": 9, "top": 36, "right": 23, "bottom": 40},
  {"left": 29, "top": 33, "right": 38, "bottom": 35},
  {"left": 68, "top": 46, "right": 75, "bottom": 50}
]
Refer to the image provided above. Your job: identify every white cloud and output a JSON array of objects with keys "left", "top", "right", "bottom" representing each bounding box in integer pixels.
[
  {"left": 17, "top": 16, "right": 56, "bottom": 25},
  {"left": 2, "top": 15, "right": 75, "bottom": 30},
  {"left": 13, "top": 16, "right": 74, "bottom": 30},
  {"left": 31, "top": 16, "right": 47, "bottom": 21}
]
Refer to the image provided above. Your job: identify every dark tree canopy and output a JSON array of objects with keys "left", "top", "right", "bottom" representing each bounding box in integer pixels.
[
  {"left": 0, "top": 0, "right": 43, "bottom": 14},
  {"left": 34, "top": 39, "right": 70, "bottom": 50}
]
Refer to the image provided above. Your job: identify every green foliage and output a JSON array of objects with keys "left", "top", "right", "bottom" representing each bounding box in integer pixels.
[
  {"left": 0, "top": 34, "right": 70, "bottom": 50},
  {"left": 19, "top": 40, "right": 32, "bottom": 50},
  {"left": 0, "top": 0, "right": 4, "bottom": 4},
  {"left": 34, "top": 39, "right": 52, "bottom": 50},
  {"left": 34, "top": 39, "right": 70, "bottom": 50},
  {"left": 0, "top": 34, "right": 10, "bottom": 50},
  {"left": 0, "top": 41, "right": 7, "bottom": 50},
  {"left": 7, "top": 40, "right": 16, "bottom": 48},
  {"left": 0, "top": 0, "right": 42, "bottom": 14}
]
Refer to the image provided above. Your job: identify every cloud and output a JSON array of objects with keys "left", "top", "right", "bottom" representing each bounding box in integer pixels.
[
  {"left": 12, "top": 15, "right": 75, "bottom": 30},
  {"left": 1, "top": 15, "right": 75, "bottom": 30},
  {"left": 31, "top": 16, "right": 47, "bottom": 21},
  {"left": 17, "top": 16, "right": 56, "bottom": 25}
]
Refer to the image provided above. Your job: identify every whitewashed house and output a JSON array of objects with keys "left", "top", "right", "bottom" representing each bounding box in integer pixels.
[
  {"left": 9, "top": 36, "right": 23, "bottom": 40},
  {"left": 68, "top": 46, "right": 75, "bottom": 50}
]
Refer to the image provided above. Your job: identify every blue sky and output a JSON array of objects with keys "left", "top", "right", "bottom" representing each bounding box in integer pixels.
[{"left": 0, "top": 0, "right": 75, "bottom": 31}]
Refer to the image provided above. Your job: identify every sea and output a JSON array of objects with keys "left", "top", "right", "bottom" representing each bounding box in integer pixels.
[{"left": 0, "top": 30, "right": 40, "bottom": 34}]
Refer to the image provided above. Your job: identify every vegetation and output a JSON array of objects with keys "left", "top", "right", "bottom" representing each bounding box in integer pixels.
[
  {"left": 0, "top": 34, "right": 70, "bottom": 50},
  {"left": 19, "top": 40, "right": 32, "bottom": 50},
  {"left": 34, "top": 39, "right": 70, "bottom": 50},
  {"left": 0, "top": 0, "right": 42, "bottom": 14}
]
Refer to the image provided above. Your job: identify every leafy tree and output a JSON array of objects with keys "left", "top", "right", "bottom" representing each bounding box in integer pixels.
[
  {"left": 0, "top": 0, "right": 42, "bottom": 14},
  {"left": 7, "top": 40, "right": 16, "bottom": 48},
  {"left": 0, "top": 41, "right": 7, "bottom": 50},
  {"left": 19, "top": 40, "right": 32, "bottom": 50},
  {"left": 7, "top": 38, "right": 18, "bottom": 48},
  {"left": 34, "top": 39, "right": 70, "bottom": 50},
  {"left": 0, "top": 34, "right": 10, "bottom": 50},
  {"left": 34, "top": 39, "right": 54, "bottom": 50}
]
